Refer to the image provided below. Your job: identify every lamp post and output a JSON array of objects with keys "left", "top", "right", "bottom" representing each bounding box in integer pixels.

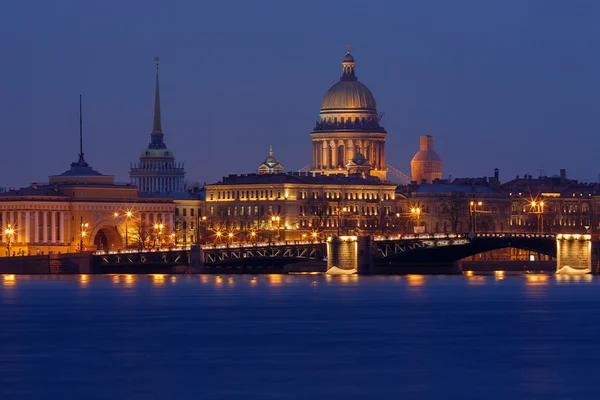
[
  {"left": 114, "top": 211, "right": 133, "bottom": 249},
  {"left": 531, "top": 201, "right": 544, "bottom": 233},
  {"left": 271, "top": 215, "right": 281, "bottom": 240},
  {"left": 154, "top": 223, "right": 164, "bottom": 249},
  {"left": 337, "top": 204, "right": 348, "bottom": 236},
  {"left": 80, "top": 217, "right": 89, "bottom": 252},
  {"left": 410, "top": 207, "right": 421, "bottom": 233},
  {"left": 469, "top": 201, "right": 483, "bottom": 233},
  {"left": 196, "top": 216, "right": 207, "bottom": 245},
  {"left": 4, "top": 224, "right": 14, "bottom": 256}
]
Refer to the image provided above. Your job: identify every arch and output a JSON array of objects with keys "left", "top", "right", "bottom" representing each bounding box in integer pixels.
[{"left": 89, "top": 223, "right": 123, "bottom": 251}]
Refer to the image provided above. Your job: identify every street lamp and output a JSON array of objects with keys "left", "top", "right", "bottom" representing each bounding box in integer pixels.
[
  {"left": 337, "top": 204, "right": 348, "bottom": 236},
  {"left": 469, "top": 201, "right": 483, "bottom": 233},
  {"left": 114, "top": 211, "right": 134, "bottom": 249},
  {"left": 271, "top": 215, "right": 281, "bottom": 240},
  {"left": 196, "top": 215, "right": 207, "bottom": 245},
  {"left": 531, "top": 201, "right": 545, "bottom": 233},
  {"left": 79, "top": 217, "right": 89, "bottom": 252},
  {"left": 154, "top": 223, "right": 164, "bottom": 249},
  {"left": 411, "top": 207, "right": 421, "bottom": 232},
  {"left": 4, "top": 224, "right": 14, "bottom": 256}
]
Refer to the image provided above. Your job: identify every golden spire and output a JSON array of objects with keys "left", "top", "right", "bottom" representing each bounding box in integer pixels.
[
  {"left": 269, "top": 145, "right": 273, "bottom": 157},
  {"left": 152, "top": 56, "right": 163, "bottom": 137}
]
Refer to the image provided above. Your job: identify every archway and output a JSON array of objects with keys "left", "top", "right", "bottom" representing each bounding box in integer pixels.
[{"left": 92, "top": 226, "right": 122, "bottom": 251}]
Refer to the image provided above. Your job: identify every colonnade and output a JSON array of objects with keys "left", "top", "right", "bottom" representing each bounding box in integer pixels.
[
  {"left": 141, "top": 212, "right": 175, "bottom": 231},
  {"left": 0, "top": 210, "right": 69, "bottom": 244},
  {"left": 134, "top": 176, "right": 184, "bottom": 193},
  {"left": 312, "top": 139, "right": 385, "bottom": 170}
]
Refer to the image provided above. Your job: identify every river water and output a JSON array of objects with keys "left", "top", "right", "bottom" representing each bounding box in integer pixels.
[{"left": 1, "top": 273, "right": 600, "bottom": 399}]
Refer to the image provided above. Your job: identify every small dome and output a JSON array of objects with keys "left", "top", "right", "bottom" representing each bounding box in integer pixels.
[
  {"left": 351, "top": 152, "right": 367, "bottom": 166},
  {"left": 321, "top": 81, "right": 377, "bottom": 111},
  {"left": 343, "top": 51, "right": 355, "bottom": 62}
]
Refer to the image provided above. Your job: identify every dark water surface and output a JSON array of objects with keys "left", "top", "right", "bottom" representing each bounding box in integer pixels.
[{"left": 1, "top": 273, "right": 600, "bottom": 399}]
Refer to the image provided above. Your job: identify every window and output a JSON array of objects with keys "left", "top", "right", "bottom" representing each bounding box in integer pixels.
[
  {"left": 183, "top": 209, "right": 187, "bottom": 217},
  {"left": 191, "top": 209, "right": 195, "bottom": 217},
  {"left": 175, "top": 208, "right": 180, "bottom": 216}
]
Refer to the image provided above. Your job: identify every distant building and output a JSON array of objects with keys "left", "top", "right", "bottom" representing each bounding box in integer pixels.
[
  {"left": 310, "top": 50, "right": 388, "bottom": 180},
  {"left": 410, "top": 135, "right": 442, "bottom": 184},
  {"left": 130, "top": 58, "right": 186, "bottom": 194},
  {"left": 257, "top": 146, "right": 284, "bottom": 175}
]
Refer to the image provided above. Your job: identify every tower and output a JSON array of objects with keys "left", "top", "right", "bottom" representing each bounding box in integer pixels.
[
  {"left": 310, "top": 49, "right": 388, "bottom": 180},
  {"left": 257, "top": 146, "right": 284, "bottom": 175},
  {"left": 130, "top": 57, "right": 186, "bottom": 194},
  {"left": 410, "top": 135, "right": 443, "bottom": 183}
]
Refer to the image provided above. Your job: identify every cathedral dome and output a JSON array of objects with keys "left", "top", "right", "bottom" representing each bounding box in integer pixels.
[
  {"left": 321, "top": 80, "right": 376, "bottom": 111},
  {"left": 320, "top": 51, "right": 377, "bottom": 112}
]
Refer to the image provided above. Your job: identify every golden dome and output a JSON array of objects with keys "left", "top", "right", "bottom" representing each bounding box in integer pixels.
[
  {"left": 320, "top": 51, "right": 377, "bottom": 112},
  {"left": 321, "top": 80, "right": 376, "bottom": 111}
]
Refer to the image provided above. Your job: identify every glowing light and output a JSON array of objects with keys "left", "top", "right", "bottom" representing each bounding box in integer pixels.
[
  {"left": 339, "top": 235, "right": 357, "bottom": 242},
  {"left": 216, "top": 231, "right": 222, "bottom": 237},
  {"left": 4, "top": 274, "right": 15, "bottom": 281},
  {"left": 114, "top": 212, "right": 119, "bottom": 217},
  {"left": 464, "top": 271, "right": 474, "bottom": 276},
  {"left": 126, "top": 211, "right": 133, "bottom": 218}
]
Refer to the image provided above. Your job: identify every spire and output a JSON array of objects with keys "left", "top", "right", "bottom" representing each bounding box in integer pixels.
[
  {"left": 75, "top": 94, "right": 88, "bottom": 167},
  {"left": 269, "top": 145, "right": 273, "bottom": 157},
  {"left": 152, "top": 56, "right": 163, "bottom": 136},
  {"left": 341, "top": 47, "right": 357, "bottom": 81}
]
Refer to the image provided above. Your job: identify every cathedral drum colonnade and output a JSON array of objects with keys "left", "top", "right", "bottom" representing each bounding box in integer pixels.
[{"left": 310, "top": 50, "right": 388, "bottom": 180}]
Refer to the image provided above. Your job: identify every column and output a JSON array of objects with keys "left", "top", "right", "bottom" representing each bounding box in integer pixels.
[
  {"left": 66, "top": 212, "right": 71, "bottom": 245},
  {"left": 25, "top": 211, "right": 30, "bottom": 243},
  {"left": 346, "top": 140, "right": 354, "bottom": 164},
  {"left": 59, "top": 212, "right": 65, "bottom": 244},
  {"left": 322, "top": 141, "right": 328, "bottom": 169},
  {"left": 331, "top": 140, "right": 337, "bottom": 169},
  {"left": 145, "top": 212, "right": 150, "bottom": 226},
  {"left": 15, "top": 212, "right": 20, "bottom": 243},
  {"left": 169, "top": 213, "right": 174, "bottom": 232},
  {"left": 51, "top": 211, "right": 57, "bottom": 243},
  {"left": 43, "top": 211, "right": 48, "bottom": 242},
  {"left": 380, "top": 142, "right": 385, "bottom": 169},
  {"left": 1, "top": 211, "right": 6, "bottom": 242},
  {"left": 34, "top": 211, "right": 39, "bottom": 243},
  {"left": 374, "top": 142, "right": 379, "bottom": 169}
]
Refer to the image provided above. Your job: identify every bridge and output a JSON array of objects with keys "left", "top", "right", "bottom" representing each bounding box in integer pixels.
[{"left": 91, "top": 233, "right": 561, "bottom": 273}]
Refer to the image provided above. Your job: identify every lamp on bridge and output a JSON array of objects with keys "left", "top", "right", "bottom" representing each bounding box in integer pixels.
[
  {"left": 531, "top": 201, "right": 544, "bottom": 233},
  {"left": 411, "top": 207, "right": 421, "bottom": 232},
  {"left": 469, "top": 201, "right": 482, "bottom": 233}
]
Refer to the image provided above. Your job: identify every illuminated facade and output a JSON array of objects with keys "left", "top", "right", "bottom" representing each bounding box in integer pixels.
[
  {"left": 203, "top": 173, "right": 397, "bottom": 242},
  {"left": 0, "top": 151, "right": 174, "bottom": 256},
  {"left": 310, "top": 50, "right": 388, "bottom": 180},
  {"left": 130, "top": 58, "right": 186, "bottom": 194}
]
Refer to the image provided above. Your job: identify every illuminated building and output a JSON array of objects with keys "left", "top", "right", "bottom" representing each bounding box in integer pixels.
[
  {"left": 410, "top": 135, "right": 442, "bottom": 183},
  {"left": 0, "top": 97, "right": 174, "bottom": 256},
  {"left": 203, "top": 172, "right": 396, "bottom": 242},
  {"left": 130, "top": 57, "right": 186, "bottom": 194},
  {"left": 310, "top": 50, "right": 388, "bottom": 180}
]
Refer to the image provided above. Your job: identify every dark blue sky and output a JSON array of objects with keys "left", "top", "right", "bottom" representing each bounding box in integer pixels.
[{"left": 2, "top": 0, "right": 600, "bottom": 187}]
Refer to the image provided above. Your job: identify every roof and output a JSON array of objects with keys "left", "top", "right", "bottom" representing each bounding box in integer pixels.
[
  {"left": 0, "top": 186, "right": 68, "bottom": 198},
  {"left": 207, "top": 172, "right": 394, "bottom": 187},
  {"left": 411, "top": 183, "right": 502, "bottom": 195}
]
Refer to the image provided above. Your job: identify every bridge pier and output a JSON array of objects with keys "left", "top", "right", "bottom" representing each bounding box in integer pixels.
[
  {"left": 556, "top": 234, "right": 595, "bottom": 274},
  {"left": 326, "top": 236, "right": 372, "bottom": 274},
  {"left": 190, "top": 245, "right": 204, "bottom": 272}
]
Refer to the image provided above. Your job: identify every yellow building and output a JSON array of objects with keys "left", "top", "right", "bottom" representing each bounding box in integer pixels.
[
  {"left": 310, "top": 50, "right": 388, "bottom": 180},
  {"left": 0, "top": 147, "right": 174, "bottom": 256},
  {"left": 203, "top": 172, "right": 397, "bottom": 242}
]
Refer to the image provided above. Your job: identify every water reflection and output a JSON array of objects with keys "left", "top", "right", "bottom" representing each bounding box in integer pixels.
[
  {"left": 406, "top": 274, "right": 425, "bottom": 286},
  {"left": 525, "top": 274, "right": 549, "bottom": 286},
  {"left": 151, "top": 274, "right": 165, "bottom": 285},
  {"left": 556, "top": 274, "right": 593, "bottom": 284},
  {"left": 466, "top": 275, "right": 486, "bottom": 285},
  {"left": 79, "top": 274, "right": 89, "bottom": 287},
  {"left": 3, "top": 274, "right": 15, "bottom": 287},
  {"left": 267, "top": 274, "right": 282, "bottom": 287}
]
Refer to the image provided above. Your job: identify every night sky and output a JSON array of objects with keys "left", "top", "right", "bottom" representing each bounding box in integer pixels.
[{"left": 2, "top": 0, "right": 600, "bottom": 187}]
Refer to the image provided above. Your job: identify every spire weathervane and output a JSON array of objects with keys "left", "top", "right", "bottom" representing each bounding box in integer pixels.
[{"left": 347, "top": 44, "right": 351, "bottom": 54}]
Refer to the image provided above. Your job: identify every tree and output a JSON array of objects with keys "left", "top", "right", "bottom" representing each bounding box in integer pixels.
[
  {"left": 130, "top": 220, "right": 153, "bottom": 250},
  {"left": 440, "top": 193, "right": 468, "bottom": 233}
]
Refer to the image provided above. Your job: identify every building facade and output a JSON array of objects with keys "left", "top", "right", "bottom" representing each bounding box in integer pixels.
[
  {"left": 0, "top": 152, "right": 174, "bottom": 256},
  {"left": 310, "top": 50, "right": 388, "bottom": 180},
  {"left": 203, "top": 172, "right": 397, "bottom": 242}
]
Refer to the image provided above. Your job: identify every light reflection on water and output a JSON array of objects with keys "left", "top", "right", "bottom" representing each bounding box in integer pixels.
[{"left": 1, "top": 274, "right": 600, "bottom": 399}]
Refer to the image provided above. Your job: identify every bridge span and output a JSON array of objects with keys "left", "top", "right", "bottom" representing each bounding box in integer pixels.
[{"left": 89, "top": 232, "right": 570, "bottom": 274}]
